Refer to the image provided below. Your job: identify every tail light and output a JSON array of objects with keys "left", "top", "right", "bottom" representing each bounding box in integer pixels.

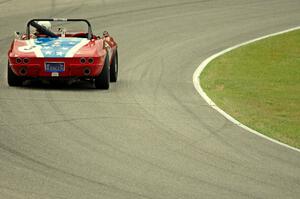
[
  {"left": 15, "top": 57, "right": 30, "bottom": 64},
  {"left": 80, "top": 58, "right": 86, "bottom": 64},
  {"left": 23, "top": 58, "right": 29, "bottom": 64},
  {"left": 88, "top": 58, "right": 94, "bottom": 64},
  {"left": 16, "top": 58, "right": 22, "bottom": 64}
]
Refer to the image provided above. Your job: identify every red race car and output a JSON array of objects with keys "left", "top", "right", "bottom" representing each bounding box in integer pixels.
[{"left": 7, "top": 18, "right": 118, "bottom": 89}]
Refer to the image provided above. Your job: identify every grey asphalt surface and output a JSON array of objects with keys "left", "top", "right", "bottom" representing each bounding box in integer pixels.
[{"left": 0, "top": 0, "right": 300, "bottom": 198}]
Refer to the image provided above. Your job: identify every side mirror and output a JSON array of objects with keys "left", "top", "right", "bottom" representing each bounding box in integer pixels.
[
  {"left": 14, "top": 32, "right": 21, "bottom": 39},
  {"left": 103, "top": 31, "right": 109, "bottom": 37}
]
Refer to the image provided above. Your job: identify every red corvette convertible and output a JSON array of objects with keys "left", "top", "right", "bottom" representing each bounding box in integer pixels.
[{"left": 7, "top": 18, "right": 118, "bottom": 89}]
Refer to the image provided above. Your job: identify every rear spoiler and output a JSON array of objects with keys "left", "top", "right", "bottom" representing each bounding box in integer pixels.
[{"left": 26, "top": 18, "right": 93, "bottom": 40}]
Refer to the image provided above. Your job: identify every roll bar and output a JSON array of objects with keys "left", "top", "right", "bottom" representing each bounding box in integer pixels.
[{"left": 26, "top": 18, "right": 93, "bottom": 40}]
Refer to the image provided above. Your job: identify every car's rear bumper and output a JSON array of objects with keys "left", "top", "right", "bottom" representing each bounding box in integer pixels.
[{"left": 10, "top": 64, "right": 103, "bottom": 78}]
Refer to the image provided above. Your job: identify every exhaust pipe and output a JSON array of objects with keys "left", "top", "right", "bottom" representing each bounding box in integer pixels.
[
  {"left": 83, "top": 67, "right": 91, "bottom": 76},
  {"left": 19, "top": 67, "right": 28, "bottom": 76}
]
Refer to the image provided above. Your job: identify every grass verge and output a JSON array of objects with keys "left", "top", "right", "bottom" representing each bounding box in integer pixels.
[{"left": 200, "top": 29, "right": 300, "bottom": 148}]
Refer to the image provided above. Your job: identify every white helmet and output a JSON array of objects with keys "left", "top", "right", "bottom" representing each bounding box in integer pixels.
[{"left": 37, "top": 21, "right": 52, "bottom": 30}]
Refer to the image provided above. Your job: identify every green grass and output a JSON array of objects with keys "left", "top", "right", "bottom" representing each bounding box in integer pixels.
[{"left": 200, "top": 29, "right": 300, "bottom": 148}]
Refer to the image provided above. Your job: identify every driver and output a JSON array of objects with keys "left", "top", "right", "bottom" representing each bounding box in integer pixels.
[{"left": 33, "top": 21, "right": 52, "bottom": 37}]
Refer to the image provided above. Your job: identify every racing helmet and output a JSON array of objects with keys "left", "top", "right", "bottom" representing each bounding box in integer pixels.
[{"left": 37, "top": 21, "right": 52, "bottom": 30}]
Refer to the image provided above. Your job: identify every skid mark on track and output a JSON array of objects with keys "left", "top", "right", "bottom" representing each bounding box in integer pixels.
[
  {"left": 0, "top": 184, "right": 68, "bottom": 199},
  {"left": 0, "top": 140, "right": 153, "bottom": 199},
  {"left": 88, "top": 0, "right": 210, "bottom": 20},
  {"left": 39, "top": 91, "right": 265, "bottom": 198},
  {"left": 0, "top": 0, "right": 11, "bottom": 5},
  {"left": 41, "top": 92, "right": 155, "bottom": 198}
]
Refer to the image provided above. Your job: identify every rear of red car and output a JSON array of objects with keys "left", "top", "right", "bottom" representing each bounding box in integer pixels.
[
  {"left": 8, "top": 39, "right": 106, "bottom": 78},
  {"left": 7, "top": 18, "right": 118, "bottom": 89}
]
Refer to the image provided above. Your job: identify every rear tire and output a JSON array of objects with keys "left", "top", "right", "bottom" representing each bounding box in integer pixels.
[
  {"left": 95, "top": 56, "right": 110, "bottom": 89},
  {"left": 110, "top": 49, "right": 118, "bottom": 82},
  {"left": 7, "top": 61, "right": 23, "bottom": 87}
]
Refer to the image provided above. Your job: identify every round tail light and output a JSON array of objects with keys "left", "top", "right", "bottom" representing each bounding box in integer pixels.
[
  {"left": 23, "top": 58, "right": 29, "bottom": 64},
  {"left": 88, "top": 58, "right": 94, "bottom": 64},
  {"left": 80, "top": 58, "right": 86, "bottom": 64},
  {"left": 16, "top": 58, "right": 22, "bottom": 64}
]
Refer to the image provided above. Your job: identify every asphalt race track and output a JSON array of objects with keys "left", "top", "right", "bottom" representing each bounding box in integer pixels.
[{"left": 0, "top": 0, "right": 300, "bottom": 198}]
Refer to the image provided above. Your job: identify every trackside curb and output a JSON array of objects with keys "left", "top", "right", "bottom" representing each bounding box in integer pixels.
[{"left": 193, "top": 26, "right": 300, "bottom": 153}]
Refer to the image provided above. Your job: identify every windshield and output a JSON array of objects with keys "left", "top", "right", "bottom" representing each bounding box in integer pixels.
[
  {"left": 26, "top": 19, "right": 93, "bottom": 39},
  {"left": 38, "top": 21, "right": 88, "bottom": 35}
]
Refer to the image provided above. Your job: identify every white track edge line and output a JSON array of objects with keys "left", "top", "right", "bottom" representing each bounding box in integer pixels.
[{"left": 193, "top": 26, "right": 300, "bottom": 153}]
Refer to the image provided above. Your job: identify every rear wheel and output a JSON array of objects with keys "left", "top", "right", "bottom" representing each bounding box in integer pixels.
[
  {"left": 7, "top": 61, "right": 23, "bottom": 87},
  {"left": 110, "top": 49, "right": 118, "bottom": 82},
  {"left": 95, "top": 56, "right": 110, "bottom": 89}
]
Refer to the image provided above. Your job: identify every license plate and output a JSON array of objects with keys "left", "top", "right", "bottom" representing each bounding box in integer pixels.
[{"left": 45, "top": 62, "right": 65, "bottom": 72}]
